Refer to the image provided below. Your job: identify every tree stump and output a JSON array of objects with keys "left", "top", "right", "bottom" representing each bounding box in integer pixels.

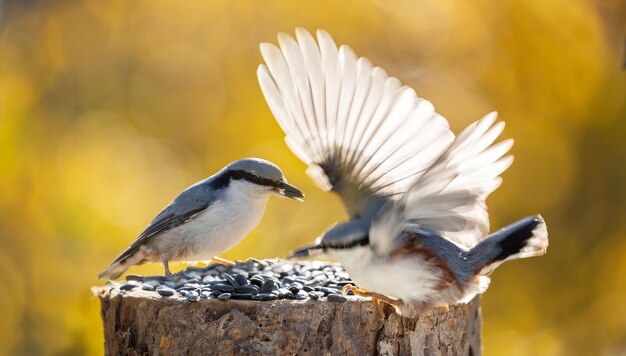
[{"left": 95, "top": 287, "right": 481, "bottom": 355}]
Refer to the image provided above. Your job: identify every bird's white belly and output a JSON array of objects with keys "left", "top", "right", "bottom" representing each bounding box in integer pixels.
[
  {"left": 157, "top": 195, "right": 268, "bottom": 261},
  {"left": 331, "top": 246, "right": 442, "bottom": 303}
]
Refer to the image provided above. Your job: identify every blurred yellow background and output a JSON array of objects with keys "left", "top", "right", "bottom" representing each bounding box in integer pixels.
[{"left": 0, "top": 0, "right": 624, "bottom": 354}]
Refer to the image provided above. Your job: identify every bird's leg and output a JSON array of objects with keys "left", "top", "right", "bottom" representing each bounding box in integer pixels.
[
  {"left": 211, "top": 256, "right": 236, "bottom": 266},
  {"left": 162, "top": 259, "right": 172, "bottom": 277},
  {"left": 342, "top": 284, "right": 403, "bottom": 308}
]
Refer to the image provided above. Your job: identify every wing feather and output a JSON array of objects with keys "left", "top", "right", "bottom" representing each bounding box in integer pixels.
[
  {"left": 295, "top": 29, "right": 327, "bottom": 153},
  {"left": 260, "top": 44, "right": 319, "bottom": 161},
  {"left": 371, "top": 112, "right": 513, "bottom": 252},
  {"left": 108, "top": 181, "right": 217, "bottom": 264},
  {"left": 258, "top": 28, "right": 455, "bottom": 217},
  {"left": 110, "top": 203, "right": 210, "bottom": 265},
  {"left": 318, "top": 30, "right": 341, "bottom": 158},
  {"left": 278, "top": 33, "right": 323, "bottom": 157}
]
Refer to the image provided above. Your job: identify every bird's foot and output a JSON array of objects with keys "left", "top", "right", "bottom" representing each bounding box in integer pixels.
[
  {"left": 162, "top": 259, "right": 172, "bottom": 277},
  {"left": 211, "top": 256, "right": 236, "bottom": 266},
  {"left": 341, "top": 284, "right": 402, "bottom": 308},
  {"left": 341, "top": 284, "right": 363, "bottom": 297}
]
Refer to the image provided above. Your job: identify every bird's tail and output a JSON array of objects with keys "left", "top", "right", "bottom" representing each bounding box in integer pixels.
[
  {"left": 97, "top": 261, "right": 129, "bottom": 280},
  {"left": 97, "top": 244, "right": 147, "bottom": 280},
  {"left": 468, "top": 215, "right": 548, "bottom": 276}
]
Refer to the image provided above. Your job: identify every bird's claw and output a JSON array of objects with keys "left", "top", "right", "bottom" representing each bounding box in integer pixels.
[
  {"left": 341, "top": 284, "right": 402, "bottom": 308},
  {"left": 342, "top": 284, "right": 361, "bottom": 297}
]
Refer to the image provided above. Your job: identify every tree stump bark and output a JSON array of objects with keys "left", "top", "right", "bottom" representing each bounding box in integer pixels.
[{"left": 95, "top": 287, "right": 481, "bottom": 355}]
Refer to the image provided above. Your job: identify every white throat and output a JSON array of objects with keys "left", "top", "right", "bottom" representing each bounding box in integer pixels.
[{"left": 204, "top": 179, "right": 272, "bottom": 252}]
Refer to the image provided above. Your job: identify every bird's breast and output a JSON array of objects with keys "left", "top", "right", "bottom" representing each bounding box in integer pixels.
[
  {"left": 161, "top": 191, "right": 269, "bottom": 261},
  {"left": 331, "top": 246, "right": 445, "bottom": 302}
]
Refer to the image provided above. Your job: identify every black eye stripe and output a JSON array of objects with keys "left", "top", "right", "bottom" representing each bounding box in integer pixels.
[
  {"left": 229, "top": 170, "right": 279, "bottom": 187},
  {"left": 209, "top": 169, "right": 281, "bottom": 190},
  {"left": 324, "top": 235, "right": 370, "bottom": 249}
]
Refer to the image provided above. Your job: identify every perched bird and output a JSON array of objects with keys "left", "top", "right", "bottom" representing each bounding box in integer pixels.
[
  {"left": 258, "top": 29, "right": 548, "bottom": 315},
  {"left": 98, "top": 158, "right": 304, "bottom": 280}
]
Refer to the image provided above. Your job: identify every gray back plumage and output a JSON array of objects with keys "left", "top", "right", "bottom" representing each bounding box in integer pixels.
[
  {"left": 399, "top": 228, "right": 475, "bottom": 284},
  {"left": 319, "top": 219, "right": 371, "bottom": 248}
]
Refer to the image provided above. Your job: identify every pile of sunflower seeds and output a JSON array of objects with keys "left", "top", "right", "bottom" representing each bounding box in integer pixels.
[{"left": 109, "top": 259, "right": 352, "bottom": 303}]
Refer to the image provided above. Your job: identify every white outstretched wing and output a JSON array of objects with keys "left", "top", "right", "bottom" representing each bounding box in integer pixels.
[
  {"left": 370, "top": 112, "right": 513, "bottom": 251},
  {"left": 258, "top": 28, "right": 454, "bottom": 218}
]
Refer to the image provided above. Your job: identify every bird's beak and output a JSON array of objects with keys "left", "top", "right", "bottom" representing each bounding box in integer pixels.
[
  {"left": 286, "top": 244, "right": 324, "bottom": 259},
  {"left": 276, "top": 181, "right": 305, "bottom": 202}
]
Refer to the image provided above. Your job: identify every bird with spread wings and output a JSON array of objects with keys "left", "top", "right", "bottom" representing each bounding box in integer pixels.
[{"left": 257, "top": 29, "right": 547, "bottom": 315}]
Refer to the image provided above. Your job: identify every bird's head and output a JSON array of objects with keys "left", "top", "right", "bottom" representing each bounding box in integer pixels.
[
  {"left": 287, "top": 219, "right": 370, "bottom": 259},
  {"left": 222, "top": 158, "right": 305, "bottom": 201}
]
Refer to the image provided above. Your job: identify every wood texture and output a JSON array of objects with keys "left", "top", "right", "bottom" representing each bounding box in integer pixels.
[{"left": 95, "top": 287, "right": 481, "bottom": 355}]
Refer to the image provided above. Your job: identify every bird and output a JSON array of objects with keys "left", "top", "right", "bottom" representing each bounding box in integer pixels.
[
  {"left": 98, "top": 158, "right": 304, "bottom": 280},
  {"left": 257, "top": 28, "right": 548, "bottom": 316}
]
